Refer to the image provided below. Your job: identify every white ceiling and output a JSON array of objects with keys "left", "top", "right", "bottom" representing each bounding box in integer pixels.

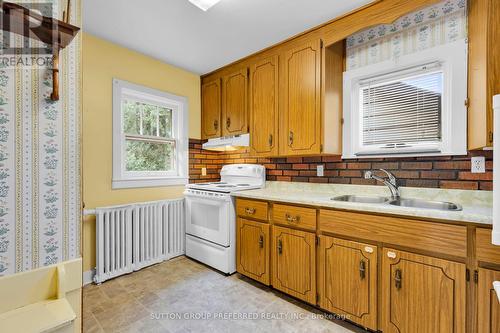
[{"left": 83, "top": 0, "right": 373, "bottom": 74}]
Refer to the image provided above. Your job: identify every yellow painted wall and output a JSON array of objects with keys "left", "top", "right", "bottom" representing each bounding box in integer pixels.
[{"left": 82, "top": 33, "right": 201, "bottom": 272}]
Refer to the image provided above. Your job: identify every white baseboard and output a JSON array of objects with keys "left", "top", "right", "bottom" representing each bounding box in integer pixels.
[{"left": 83, "top": 269, "right": 95, "bottom": 286}]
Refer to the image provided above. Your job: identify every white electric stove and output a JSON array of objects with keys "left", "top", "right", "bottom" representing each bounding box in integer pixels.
[{"left": 184, "top": 164, "right": 266, "bottom": 274}]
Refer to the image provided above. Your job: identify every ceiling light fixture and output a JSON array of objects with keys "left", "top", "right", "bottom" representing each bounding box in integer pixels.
[{"left": 188, "top": 0, "right": 221, "bottom": 11}]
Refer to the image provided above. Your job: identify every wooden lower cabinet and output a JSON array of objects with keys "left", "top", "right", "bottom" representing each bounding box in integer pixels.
[
  {"left": 477, "top": 268, "right": 500, "bottom": 333},
  {"left": 382, "top": 248, "right": 466, "bottom": 333},
  {"left": 236, "top": 218, "right": 270, "bottom": 285},
  {"left": 272, "top": 225, "right": 316, "bottom": 304},
  {"left": 318, "top": 236, "right": 378, "bottom": 330}
]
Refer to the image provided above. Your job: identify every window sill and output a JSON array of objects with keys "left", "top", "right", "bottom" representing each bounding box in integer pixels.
[
  {"left": 343, "top": 149, "right": 467, "bottom": 159},
  {"left": 112, "top": 177, "right": 188, "bottom": 189}
]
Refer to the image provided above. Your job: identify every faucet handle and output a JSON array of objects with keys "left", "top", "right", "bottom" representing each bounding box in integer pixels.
[
  {"left": 364, "top": 170, "right": 373, "bottom": 179},
  {"left": 378, "top": 169, "right": 397, "bottom": 186}
]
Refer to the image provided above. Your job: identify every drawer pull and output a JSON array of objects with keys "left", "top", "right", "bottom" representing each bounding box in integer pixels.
[
  {"left": 268, "top": 134, "right": 273, "bottom": 147},
  {"left": 364, "top": 246, "right": 374, "bottom": 254},
  {"left": 245, "top": 207, "right": 256, "bottom": 215},
  {"left": 259, "top": 235, "right": 264, "bottom": 249},
  {"left": 213, "top": 119, "right": 218, "bottom": 130},
  {"left": 289, "top": 131, "right": 294, "bottom": 146},
  {"left": 226, "top": 117, "right": 231, "bottom": 129},
  {"left": 387, "top": 251, "right": 397, "bottom": 259},
  {"left": 277, "top": 239, "right": 283, "bottom": 255},
  {"left": 395, "top": 269, "right": 402, "bottom": 290},
  {"left": 359, "top": 260, "right": 366, "bottom": 280},
  {"left": 285, "top": 213, "right": 300, "bottom": 223}
]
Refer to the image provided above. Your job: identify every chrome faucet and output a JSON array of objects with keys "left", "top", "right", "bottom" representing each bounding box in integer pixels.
[{"left": 364, "top": 169, "right": 400, "bottom": 199}]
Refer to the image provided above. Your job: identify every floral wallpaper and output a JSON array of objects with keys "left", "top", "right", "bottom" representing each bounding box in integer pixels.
[
  {"left": 346, "top": 0, "right": 467, "bottom": 69},
  {"left": 0, "top": 0, "right": 81, "bottom": 276}
]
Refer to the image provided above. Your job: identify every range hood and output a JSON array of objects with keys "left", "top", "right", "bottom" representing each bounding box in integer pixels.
[{"left": 202, "top": 133, "right": 250, "bottom": 151}]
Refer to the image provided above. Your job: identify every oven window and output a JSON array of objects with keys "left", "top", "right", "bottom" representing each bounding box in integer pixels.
[{"left": 190, "top": 201, "right": 222, "bottom": 231}]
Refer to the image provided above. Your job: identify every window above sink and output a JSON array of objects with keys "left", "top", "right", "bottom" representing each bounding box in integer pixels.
[{"left": 342, "top": 40, "right": 468, "bottom": 158}]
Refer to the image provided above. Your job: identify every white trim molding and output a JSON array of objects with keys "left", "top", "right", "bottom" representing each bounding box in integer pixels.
[
  {"left": 112, "top": 177, "right": 188, "bottom": 189},
  {"left": 342, "top": 40, "right": 468, "bottom": 159},
  {"left": 112, "top": 79, "right": 189, "bottom": 189}
]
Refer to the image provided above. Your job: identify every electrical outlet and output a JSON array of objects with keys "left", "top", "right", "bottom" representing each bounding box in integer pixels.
[
  {"left": 201, "top": 167, "right": 207, "bottom": 176},
  {"left": 471, "top": 156, "right": 485, "bottom": 173},
  {"left": 317, "top": 165, "right": 324, "bottom": 177}
]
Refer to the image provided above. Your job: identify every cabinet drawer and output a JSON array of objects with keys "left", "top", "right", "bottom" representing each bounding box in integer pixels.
[
  {"left": 320, "top": 210, "right": 467, "bottom": 258},
  {"left": 236, "top": 199, "right": 268, "bottom": 221},
  {"left": 476, "top": 228, "right": 500, "bottom": 265},
  {"left": 273, "top": 204, "right": 316, "bottom": 231}
]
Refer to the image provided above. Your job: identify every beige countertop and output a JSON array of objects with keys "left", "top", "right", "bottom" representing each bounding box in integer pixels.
[{"left": 232, "top": 181, "right": 493, "bottom": 226}]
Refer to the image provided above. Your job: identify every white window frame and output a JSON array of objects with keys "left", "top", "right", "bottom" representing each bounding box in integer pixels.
[
  {"left": 112, "top": 79, "right": 188, "bottom": 189},
  {"left": 342, "top": 39, "right": 468, "bottom": 159}
]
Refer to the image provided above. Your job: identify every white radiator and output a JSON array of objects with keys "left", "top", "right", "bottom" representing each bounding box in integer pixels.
[{"left": 94, "top": 199, "right": 185, "bottom": 283}]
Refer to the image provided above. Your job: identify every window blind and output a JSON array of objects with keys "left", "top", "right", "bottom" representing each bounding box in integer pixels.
[{"left": 361, "top": 71, "right": 443, "bottom": 147}]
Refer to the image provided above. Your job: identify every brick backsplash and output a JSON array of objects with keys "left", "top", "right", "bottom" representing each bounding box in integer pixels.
[{"left": 189, "top": 139, "right": 493, "bottom": 191}]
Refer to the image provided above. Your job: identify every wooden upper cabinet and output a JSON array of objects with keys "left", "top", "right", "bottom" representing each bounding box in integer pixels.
[
  {"left": 382, "top": 248, "right": 466, "bottom": 333},
  {"left": 468, "top": 0, "right": 499, "bottom": 149},
  {"left": 272, "top": 225, "right": 316, "bottom": 304},
  {"left": 318, "top": 237, "right": 378, "bottom": 331},
  {"left": 236, "top": 218, "right": 270, "bottom": 285},
  {"left": 477, "top": 268, "right": 500, "bottom": 333},
  {"left": 280, "top": 39, "right": 322, "bottom": 156},
  {"left": 249, "top": 56, "right": 279, "bottom": 156},
  {"left": 222, "top": 68, "right": 248, "bottom": 136},
  {"left": 201, "top": 79, "right": 221, "bottom": 139}
]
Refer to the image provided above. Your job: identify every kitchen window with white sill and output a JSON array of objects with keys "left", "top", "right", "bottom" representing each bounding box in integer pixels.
[
  {"left": 342, "top": 40, "right": 468, "bottom": 159},
  {"left": 112, "top": 79, "right": 188, "bottom": 189}
]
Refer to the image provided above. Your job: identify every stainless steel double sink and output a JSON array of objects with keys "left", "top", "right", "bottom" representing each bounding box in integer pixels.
[{"left": 332, "top": 195, "right": 462, "bottom": 211}]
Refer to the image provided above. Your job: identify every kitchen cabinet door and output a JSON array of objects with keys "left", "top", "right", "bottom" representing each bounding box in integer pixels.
[
  {"left": 249, "top": 56, "right": 279, "bottom": 156},
  {"left": 477, "top": 268, "right": 500, "bottom": 333},
  {"left": 201, "top": 79, "right": 221, "bottom": 139},
  {"left": 280, "top": 39, "right": 322, "bottom": 156},
  {"left": 222, "top": 68, "right": 248, "bottom": 136},
  {"left": 467, "top": 0, "right": 499, "bottom": 149},
  {"left": 271, "top": 225, "right": 316, "bottom": 304},
  {"left": 382, "top": 248, "right": 466, "bottom": 333},
  {"left": 236, "top": 218, "right": 270, "bottom": 285},
  {"left": 318, "top": 236, "right": 377, "bottom": 331}
]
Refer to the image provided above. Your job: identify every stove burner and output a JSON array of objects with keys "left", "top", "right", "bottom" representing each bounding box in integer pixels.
[
  {"left": 217, "top": 185, "right": 236, "bottom": 188},
  {"left": 236, "top": 184, "right": 250, "bottom": 186}
]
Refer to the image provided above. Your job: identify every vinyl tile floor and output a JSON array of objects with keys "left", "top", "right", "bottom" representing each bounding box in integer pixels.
[{"left": 83, "top": 256, "right": 366, "bottom": 333}]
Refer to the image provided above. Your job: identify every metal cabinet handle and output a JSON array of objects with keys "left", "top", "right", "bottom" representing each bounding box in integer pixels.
[
  {"left": 395, "top": 269, "right": 402, "bottom": 290},
  {"left": 359, "top": 260, "right": 366, "bottom": 280},
  {"left": 277, "top": 239, "right": 282, "bottom": 255},
  {"left": 289, "top": 131, "right": 294, "bottom": 146},
  {"left": 285, "top": 213, "right": 300, "bottom": 223},
  {"left": 269, "top": 134, "right": 273, "bottom": 147},
  {"left": 226, "top": 117, "right": 231, "bottom": 129},
  {"left": 259, "top": 235, "right": 264, "bottom": 249},
  {"left": 213, "top": 119, "right": 219, "bottom": 130},
  {"left": 245, "top": 207, "right": 255, "bottom": 215}
]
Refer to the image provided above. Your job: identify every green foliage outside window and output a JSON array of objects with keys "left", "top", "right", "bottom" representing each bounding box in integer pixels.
[{"left": 122, "top": 99, "right": 174, "bottom": 172}]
